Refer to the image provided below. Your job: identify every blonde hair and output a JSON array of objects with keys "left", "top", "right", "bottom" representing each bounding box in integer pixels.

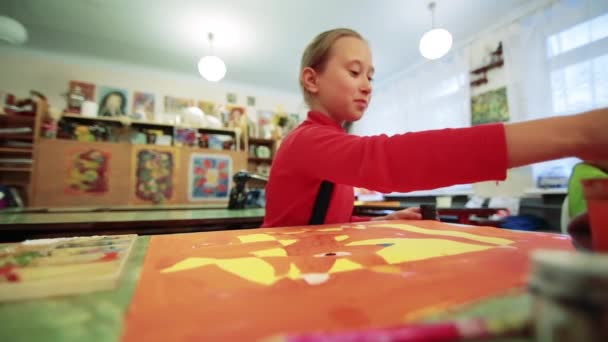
[{"left": 300, "top": 28, "right": 364, "bottom": 106}]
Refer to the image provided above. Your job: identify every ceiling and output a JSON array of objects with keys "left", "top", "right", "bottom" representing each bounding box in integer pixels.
[{"left": 1, "top": 0, "right": 538, "bottom": 93}]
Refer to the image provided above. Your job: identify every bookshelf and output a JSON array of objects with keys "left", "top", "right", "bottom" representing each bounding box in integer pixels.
[
  {"left": 59, "top": 113, "right": 240, "bottom": 150},
  {"left": 0, "top": 101, "right": 45, "bottom": 207}
]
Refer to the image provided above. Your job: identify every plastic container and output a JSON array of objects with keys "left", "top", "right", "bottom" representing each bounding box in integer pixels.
[
  {"left": 529, "top": 250, "right": 608, "bottom": 342},
  {"left": 582, "top": 178, "right": 608, "bottom": 252}
]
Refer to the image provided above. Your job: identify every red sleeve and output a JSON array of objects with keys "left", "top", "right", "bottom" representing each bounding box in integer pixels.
[
  {"left": 350, "top": 215, "right": 373, "bottom": 223},
  {"left": 290, "top": 123, "right": 508, "bottom": 193}
]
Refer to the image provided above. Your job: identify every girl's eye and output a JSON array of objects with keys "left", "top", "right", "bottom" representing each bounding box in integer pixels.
[
  {"left": 349, "top": 70, "right": 360, "bottom": 77},
  {"left": 368, "top": 77, "right": 374, "bottom": 82}
]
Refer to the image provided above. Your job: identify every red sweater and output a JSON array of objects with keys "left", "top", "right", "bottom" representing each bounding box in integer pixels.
[{"left": 262, "top": 111, "right": 508, "bottom": 228}]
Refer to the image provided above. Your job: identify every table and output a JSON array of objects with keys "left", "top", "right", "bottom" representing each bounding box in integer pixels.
[
  {"left": 354, "top": 201, "right": 505, "bottom": 225},
  {"left": 0, "top": 219, "right": 572, "bottom": 341},
  {"left": 0, "top": 207, "right": 265, "bottom": 242}
]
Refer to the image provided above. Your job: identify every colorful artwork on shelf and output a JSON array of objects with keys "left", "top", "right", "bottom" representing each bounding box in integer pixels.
[
  {"left": 132, "top": 91, "right": 155, "bottom": 121},
  {"left": 124, "top": 220, "right": 573, "bottom": 341},
  {"left": 98, "top": 86, "right": 128, "bottom": 117},
  {"left": 134, "top": 149, "right": 174, "bottom": 204},
  {"left": 65, "top": 149, "right": 110, "bottom": 194},
  {"left": 471, "top": 87, "right": 510, "bottom": 126},
  {"left": 163, "top": 96, "right": 194, "bottom": 116},
  {"left": 188, "top": 154, "right": 232, "bottom": 201},
  {"left": 0, "top": 234, "right": 136, "bottom": 302},
  {"left": 69, "top": 81, "right": 96, "bottom": 101},
  {"left": 197, "top": 100, "right": 219, "bottom": 116},
  {"left": 257, "top": 110, "right": 274, "bottom": 139},
  {"left": 174, "top": 128, "right": 197, "bottom": 147},
  {"left": 66, "top": 81, "right": 96, "bottom": 114}
]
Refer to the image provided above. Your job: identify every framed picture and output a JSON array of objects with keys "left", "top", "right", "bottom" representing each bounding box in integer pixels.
[
  {"left": 66, "top": 81, "right": 96, "bottom": 114},
  {"left": 164, "top": 96, "right": 194, "bottom": 115},
  {"left": 246, "top": 96, "right": 256, "bottom": 106},
  {"left": 188, "top": 154, "right": 232, "bottom": 202},
  {"left": 471, "top": 87, "right": 510, "bottom": 126},
  {"left": 132, "top": 91, "right": 155, "bottom": 121},
  {"left": 98, "top": 86, "right": 128, "bottom": 117},
  {"left": 226, "top": 92, "right": 237, "bottom": 104}
]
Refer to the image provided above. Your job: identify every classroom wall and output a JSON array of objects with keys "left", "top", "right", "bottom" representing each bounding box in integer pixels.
[
  {"left": 0, "top": 46, "right": 307, "bottom": 120},
  {"left": 469, "top": 30, "right": 535, "bottom": 197}
]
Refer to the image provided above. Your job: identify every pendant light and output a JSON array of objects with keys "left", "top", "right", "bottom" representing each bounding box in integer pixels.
[
  {"left": 198, "top": 32, "right": 226, "bottom": 82},
  {"left": 419, "top": 2, "right": 452, "bottom": 60},
  {"left": 0, "top": 15, "right": 28, "bottom": 44}
]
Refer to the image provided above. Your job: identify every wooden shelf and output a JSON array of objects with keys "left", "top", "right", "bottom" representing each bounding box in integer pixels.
[
  {"left": 0, "top": 114, "right": 35, "bottom": 125},
  {"left": 61, "top": 113, "right": 124, "bottom": 125},
  {"left": 248, "top": 138, "right": 274, "bottom": 145},
  {"left": 62, "top": 114, "right": 237, "bottom": 135},
  {"left": 0, "top": 166, "right": 32, "bottom": 172},
  {"left": 470, "top": 77, "right": 488, "bottom": 87},
  {"left": 0, "top": 134, "right": 34, "bottom": 141},
  {"left": 471, "top": 59, "right": 504, "bottom": 75},
  {"left": 0, "top": 147, "right": 33, "bottom": 154},
  {"left": 248, "top": 157, "right": 273, "bottom": 164}
]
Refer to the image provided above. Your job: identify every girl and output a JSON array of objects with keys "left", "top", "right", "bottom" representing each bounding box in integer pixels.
[{"left": 262, "top": 28, "right": 608, "bottom": 228}]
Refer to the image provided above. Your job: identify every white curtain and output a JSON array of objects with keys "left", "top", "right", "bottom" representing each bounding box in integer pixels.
[
  {"left": 351, "top": 48, "right": 471, "bottom": 194},
  {"left": 503, "top": 0, "right": 608, "bottom": 181},
  {"left": 352, "top": 48, "right": 471, "bottom": 136}
]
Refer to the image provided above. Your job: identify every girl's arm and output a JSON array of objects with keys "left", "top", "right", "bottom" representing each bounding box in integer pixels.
[{"left": 505, "top": 108, "right": 608, "bottom": 167}]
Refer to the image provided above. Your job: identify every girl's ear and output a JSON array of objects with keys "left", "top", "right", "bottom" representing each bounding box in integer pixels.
[{"left": 301, "top": 67, "right": 319, "bottom": 95}]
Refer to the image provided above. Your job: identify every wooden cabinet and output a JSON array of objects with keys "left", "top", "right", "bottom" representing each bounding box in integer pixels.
[
  {"left": 246, "top": 138, "right": 275, "bottom": 178},
  {"left": 0, "top": 101, "right": 44, "bottom": 206}
]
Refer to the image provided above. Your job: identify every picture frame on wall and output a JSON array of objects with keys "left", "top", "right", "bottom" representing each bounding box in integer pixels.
[
  {"left": 132, "top": 91, "right": 155, "bottom": 121},
  {"left": 246, "top": 96, "right": 256, "bottom": 106},
  {"left": 471, "top": 87, "right": 510, "bottom": 126},
  {"left": 164, "top": 96, "right": 194, "bottom": 115},
  {"left": 226, "top": 92, "right": 237, "bottom": 104},
  {"left": 98, "top": 86, "right": 128, "bottom": 117},
  {"left": 66, "top": 81, "right": 96, "bottom": 114}
]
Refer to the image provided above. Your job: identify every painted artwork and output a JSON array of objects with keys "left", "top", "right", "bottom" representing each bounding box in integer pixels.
[
  {"left": 471, "top": 87, "right": 510, "bottom": 125},
  {"left": 132, "top": 91, "right": 155, "bottom": 121},
  {"left": 247, "top": 96, "right": 256, "bottom": 106},
  {"left": 164, "top": 96, "right": 193, "bottom": 115},
  {"left": 66, "top": 81, "right": 96, "bottom": 114},
  {"left": 98, "top": 86, "right": 128, "bottom": 117},
  {"left": 226, "top": 92, "right": 237, "bottom": 104},
  {"left": 69, "top": 81, "right": 96, "bottom": 101},
  {"left": 257, "top": 110, "right": 274, "bottom": 139},
  {"left": 134, "top": 149, "right": 174, "bottom": 204},
  {"left": 0, "top": 235, "right": 136, "bottom": 301},
  {"left": 65, "top": 149, "right": 110, "bottom": 194},
  {"left": 123, "top": 220, "right": 573, "bottom": 341},
  {"left": 188, "top": 154, "right": 232, "bottom": 201}
]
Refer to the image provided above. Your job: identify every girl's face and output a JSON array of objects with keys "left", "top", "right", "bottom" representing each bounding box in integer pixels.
[
  {"left": 107, "top": 94, "right": 122, "bottom": 112},
  {"left": 304, "top": 37, "right": 374, "bottom": 123}
]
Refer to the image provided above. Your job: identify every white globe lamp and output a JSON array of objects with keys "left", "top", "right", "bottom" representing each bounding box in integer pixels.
[
  {"left": 419, "top": 2, "right": 452, "bottom": 60},
  {"left": 198, "top": 32, "right": 226, "bottom": 82}
]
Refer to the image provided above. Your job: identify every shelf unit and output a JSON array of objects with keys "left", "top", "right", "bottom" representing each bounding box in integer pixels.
[
  {"left": 470, "top": 43, "right": 504, "bottom": 88},
  {"left": 0, "top": 102, "right": 45, "bottom": 207},
  {"left": 59, "top": 113, "right": 240, "bottom": 150},
  {"left": 247, "top": 138, "right": 275, "bottom": 180}
]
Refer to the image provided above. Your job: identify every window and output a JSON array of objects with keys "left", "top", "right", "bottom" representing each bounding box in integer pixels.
[{"left": 547, "top": 12, "right": 608, "bottom": 114}]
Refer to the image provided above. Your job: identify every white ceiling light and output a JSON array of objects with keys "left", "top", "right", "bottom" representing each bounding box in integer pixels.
[
  {"left": 198, "top": 32, "right": 226, "bottom": 82},
  {"left": 0, "top": 15, "right": 28, "bottom": 45},
  {"left": 419, "top": 2, "right": 452, "bottom": 60}
]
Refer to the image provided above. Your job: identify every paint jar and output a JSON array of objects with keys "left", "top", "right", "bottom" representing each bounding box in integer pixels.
[
  {"left": 582, "top": 178, "right": 608, "bottom": 252},
  {"left": 529, "top": 250, "right": 608, "bottom": 342}
]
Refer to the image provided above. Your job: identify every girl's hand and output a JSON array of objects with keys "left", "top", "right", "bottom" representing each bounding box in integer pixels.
[{"left": 371, "top": 207, "right": 422, "bottom": 221}]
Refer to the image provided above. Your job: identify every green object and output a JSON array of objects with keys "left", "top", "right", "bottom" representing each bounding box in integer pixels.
[
  {"left": 0, "top": 237, "right": 149, "bottom": 342},
  {"left": 568, "top": 163, "right": 608, "bottom": 218},
  {"left": 471, "top": 87, "right": 510, "bottom": 126}
]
